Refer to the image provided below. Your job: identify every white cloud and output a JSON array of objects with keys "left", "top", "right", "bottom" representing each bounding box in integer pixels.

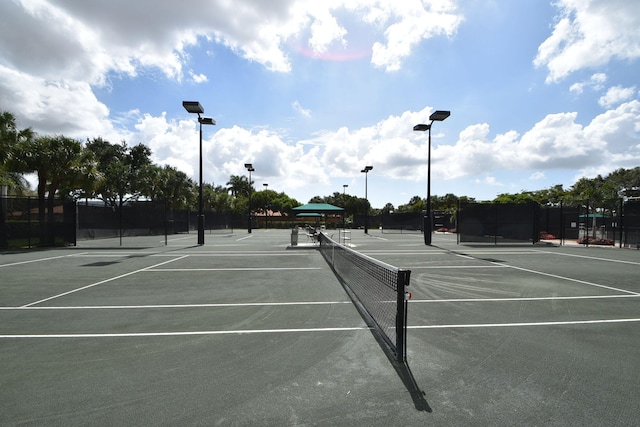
[
  {"left": 598, "top": 86, "right": 637, "bottom": 108},
  {"left": 189, "top": 70, "right": 208, "bottom": 84},
  {"left": 307, "top": 7, "right": 348, "bottom": 53},
  {"left": 0, "top": 64, "right": 113, "bottom": 139},
  {"left": 530, "top": 171, "right": 546, "bottom": 180},
  {"left": 368, "top": 0, "right": 463, "bottom": 72},
  {"left": 0, "top": 0, "right": 464, "bottom": 137},
  {"left": 570, "top": 73, "right": 607, "bottom": 94},
  {"left": 534, "top": 0, "right": 640, "bottom": 82},
  {"left": 292, "top": 101, "right": 312, "bottom": 117},
  {"left": 437, "top": 101, "right": 640, "bottom": 180},
  {"left": 475, "top": 176, "right": 504, "bottom": 187}
]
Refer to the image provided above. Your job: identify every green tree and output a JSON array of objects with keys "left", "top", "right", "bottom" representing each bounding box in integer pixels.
[
  {"left": 381, "top": 203, "right": 395, "bottom": 214},
  {"left": 1, "top": 111, "right": 34, "bottom": 195},
  {"left": 207, "top": 184, "right": 233, "bottom": 213},
  {"left": 398, "top": 195, "right": 424, "bottom": 213},
  {"left": 85, "top": 138, "right": 153, "bottom": 207},
  {"left": 432, "top": 193, "right": 459, "bottom": 212},
  {"left": 607, "top": 167, "right": 640, "bottom": 198},
  {"left": 12, "top": 135, "right": 95, "bottom": 245},
  {"left": 493, "top": 192, "right": 537, "bottom": 204},
  {"left": 140, "top": 164, "right": 196, "bottom": 212},
  {"left": 568, "top": 176, "right": 605, "bottom": 238},
  {"left": 227, "top": 175, "right": 251, "bottom": 198}
]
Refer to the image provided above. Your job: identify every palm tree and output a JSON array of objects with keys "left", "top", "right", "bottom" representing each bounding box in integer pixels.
[
  {"left": 226, "top": 175, "right": 250, "bottom": 198},
  {"left": 1, "top": 111, "right": 34, "bottom": 193},
  {"left": 12, "top": 135, "right": 94, "bottom": 245}
]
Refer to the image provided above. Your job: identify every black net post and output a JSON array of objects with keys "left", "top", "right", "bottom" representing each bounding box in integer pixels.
[{"left": 396, "top": 269, "right": 411, "bottom": 363}]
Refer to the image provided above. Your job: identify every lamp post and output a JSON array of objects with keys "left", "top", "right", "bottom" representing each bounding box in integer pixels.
[
  {"left": 183, "top": 101, "right": 216, "bottom": 245},
  {"left": 343, "top": 184, "right": 348, "bottom": 195},
  {"left": 361, "top": 166, "right": 373, "bottom": 234},
  {"left": 414, "top": 110, "right": 450, "bottom": 245},
  {"left": 263, "top": 183, "right": 269, "bottom": 229},
  {"left": 244, "top": 163, "right": 254, "bottom": 233}
]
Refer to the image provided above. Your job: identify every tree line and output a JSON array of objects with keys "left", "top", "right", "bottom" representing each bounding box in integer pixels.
[
  {"left": 3, "top": 109, "right": 640, "bottom": 228},
  {"left": 0, "top": 111, "right": 304, "bottom": 222}
]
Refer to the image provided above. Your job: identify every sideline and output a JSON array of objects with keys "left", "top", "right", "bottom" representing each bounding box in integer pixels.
[
  {"left": 0, "top": 252, "right": 87, "bottom": 268},
  {"left": 536, "top": 249, "right": 640, "bottom": 266},
  {"left": 504, "top": 263, "right": 640, "bottom": 296},
  {"left": 0, "top": 326, "right": 369, "bottom": 339},
  {"left": 409, "top": 318, "right": 640, "bottom": 329},
  {"left": 21, "top": 255, "right": 189, "bottom": 307},
  {"left": 1, "top": 301, "right": 352, "bottom": 310}
]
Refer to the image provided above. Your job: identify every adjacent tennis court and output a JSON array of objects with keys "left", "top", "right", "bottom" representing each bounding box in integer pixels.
[{"left": 1, "top": 230, "right": 639, "bottom": 425}]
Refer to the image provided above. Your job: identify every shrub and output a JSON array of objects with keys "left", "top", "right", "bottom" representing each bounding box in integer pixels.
[
  {"left": 576, "top": 236, "right": 614, "bottom": 245},
  {"left": 539, "top": 231, "right": 557, "bottom": 240}
]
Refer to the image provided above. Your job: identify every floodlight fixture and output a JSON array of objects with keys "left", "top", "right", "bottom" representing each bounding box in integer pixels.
[
  {"left": 199, "top": 117, "right": 216, "bottom": 125},
  {"left": 413, "top": 124, "right": 431, "bottom": 132},
  {"left": 429, "top": 110, "right": 451, "bottom": 121},
  {"left": 182, "top": 101, "right": 204, "bottom": 114}
]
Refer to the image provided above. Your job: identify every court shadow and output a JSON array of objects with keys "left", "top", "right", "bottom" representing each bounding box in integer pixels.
[
  {"left": 342, "top": 288, "right": 432, "bottom": 412},
  {"left": 367, "top": 325, "right": 433, "bottom": 412},
  {"left": 320, "top": 241, "right": 432, "bottom": 412}
]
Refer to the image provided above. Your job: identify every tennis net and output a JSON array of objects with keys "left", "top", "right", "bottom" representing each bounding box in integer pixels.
[{"left": 318, "top": 232, "right": 411, "bottom": 362}]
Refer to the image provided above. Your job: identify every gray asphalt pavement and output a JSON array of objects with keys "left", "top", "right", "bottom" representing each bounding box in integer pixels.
[{"left": 1, "top": 229, "right": 639, "bottom": 426}]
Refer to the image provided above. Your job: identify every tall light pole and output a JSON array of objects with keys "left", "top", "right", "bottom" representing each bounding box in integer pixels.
[
  {"left": 414, "top": 110, "right": 450, "bottom": 245},
  {"left": 361, "top": 166, "right": 373, "bottom": 234},
  {"left": 183, "top": 101, "right": 216, "bottom": 245},
  {"left": 244, "top": 163, "right": 254, "bottom": 233},
  {"left": 263, "top": 183, "right": 269, "bottom": 229},
  {"left": 343, "top": 184, "right": 348, "bottom": 195}
]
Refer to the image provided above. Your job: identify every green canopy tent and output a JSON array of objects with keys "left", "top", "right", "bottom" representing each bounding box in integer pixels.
[{"left": 292, "top": 203, "right": 344, "bottom": 229}]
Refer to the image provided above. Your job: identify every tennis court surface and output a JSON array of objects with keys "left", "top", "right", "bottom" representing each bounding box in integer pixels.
[{"left": 1, "top": 230, "right": 639, "bottom": 426}]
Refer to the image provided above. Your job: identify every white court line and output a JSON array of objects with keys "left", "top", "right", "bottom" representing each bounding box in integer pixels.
[
  {"left": 0, "top": 301, "right": 352, "bottom": 310},
  {"left": 71, "top": 252, "right": 310, "bottom": 257},
  {"left": 3, "top": 318, "right": 640, "bottom": 339},
  {"left": 166, "top": 235, "right": 195, "bottom": 242},
  {"left": 236, "top": 235, "right": 254, "bottom": 242},
  {"left": 536, "top": 250, "right": 640, "bottom": 266},
  {"left": 407, "top": 265, "right": 508, "bottom": 269},
  {"left": 409, "top": 318, "right": 640, "bottom": 329},
  {"left": 367, "top": 234, "right": 388, "bottom": 241},
  {"left": 0, "top": 252, "right": 87, "bottom": 268},
  {"left": 503, "top": 263, "right": 640, "bottom": 296},
  {"left": 20, "top": 255, "right": 189, "bottom": 308},
  {"left": 0, "top": 326, "right": 369, "bottom": 339},
  {"left": 3, "top": 295, "right": 636, "bottom": 310},
  {"left": 145, "top": 267, "right": 322, "bottom": 272},
  {"left": 158, "top": 252, "right": 309, "bottom": 257},
  {"left": 410, "top": 294, "right": 640, "bottom": 303}
]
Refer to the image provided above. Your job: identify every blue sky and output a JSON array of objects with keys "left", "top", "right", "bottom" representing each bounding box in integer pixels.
[{"left": 1, "top": 0, "right": 639, "bottom": 208}]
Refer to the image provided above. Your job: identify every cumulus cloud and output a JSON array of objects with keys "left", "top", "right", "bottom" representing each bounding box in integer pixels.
[
  {"left": 0, "top": 0, "right": 464, "bottom": 140},
  {"left": 598, "top": 86, "right": 637, "bottom": 108},
  {"left": 368, "top": 0, "right": 463, "bottom": 72},
  {"left": 534, "top": 0, "right": 640, "bottom": 82},
  {"left": 437, "top": 101, "right": 640, "bottom": 180}
]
